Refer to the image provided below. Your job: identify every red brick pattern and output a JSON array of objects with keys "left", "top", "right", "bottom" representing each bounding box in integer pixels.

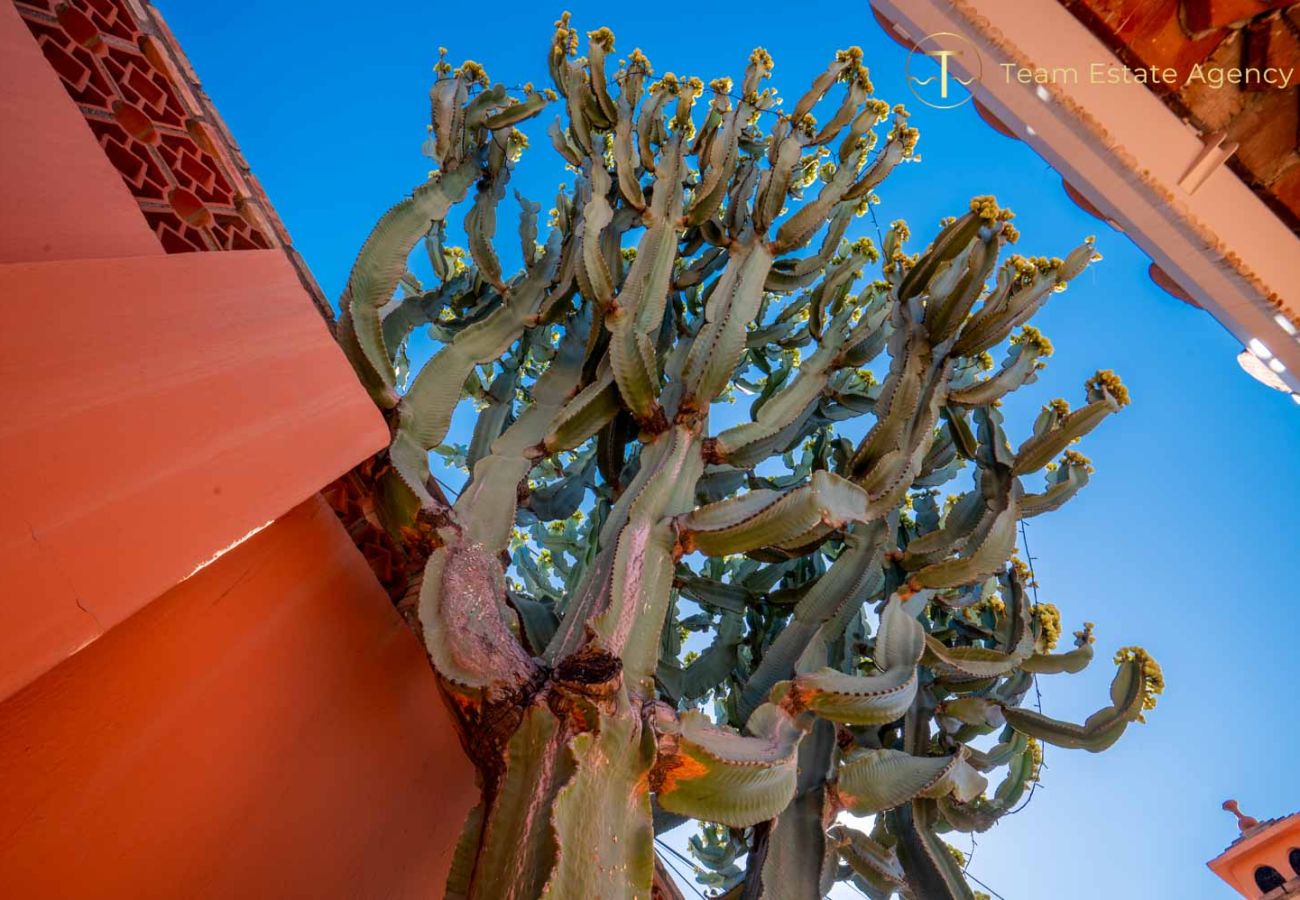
[
  {"left": 13, "top": 0, "right": 272, "bottom": 252},
  {"left": 1061, "top": 0, "right": 1300, "bottom": 233}
]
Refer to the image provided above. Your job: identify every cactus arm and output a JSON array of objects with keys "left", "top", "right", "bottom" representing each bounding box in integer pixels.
[
  {"left": 910, "top": 494, "right": 1018, "bottom": 590},
  {"left": 658, "top": 609, "right": 744, "bottom": 702},
  {"left": 755, "top": 727, "right": 837, "bottom": 900},
  {"left": 339, "top": 165, "right": 481, "bottom": 405},
  {"left": 380, "top": 271, "right": 482, "bottom": 361},
  {"left": 419, "top": 541, "right": 539, "bottom": 689},
  {"left": 756, "top": 789, "right": 834, "bottom": 900},
  {"left": 1018, "top": 457, "right": 1091, "bottom": 517},
  {"left": 713, "top": 300, "right": 877, "bottom": 468},
  {"left": 953, "top": 238, "right": 1096, "bottom": 357},
  {"left": 830, "top": 825, "right": 907, "bottom": 899},
  {"left": 465, "top": 141, "right": 511, "bottom": 291},
  {"left": 948, "top": 337, "right": 1047, "bottom": 407},
  {"left": 612, "top": 103, "right": 646, "bottom": 210},
  {"left": 738, "top": 524, "right": 885, "bottom": 722},
  {"left": 465, "top": 358, "right": 521, "bottom": 473},
  {"left": 455, "top": 317, "right": 589, "bottom": 553},
  {"left": 684, "top": 95, "right": 743, "bottom": 228},
  {"left": 887, "top": 802, "right": 976, "bottom": 900},
  {"left": 771, "top": 153, "right": 864, "bottom": 254},
  {"left": 679, "top": 241, "right": 776, "bottom": 409},
  {"left": 607, "top": 139, "right": 685, "bottom": 424},
  {"left": 754, "top": 126, "right": 803, "bottom": 233},
  {"left": 835, "top": 748, "right": 987, "bottom": 816},
  {"left": 853, "top": 103, "right": 916, "bottom": 185},
  {"left": 483, "top": 92, "right": 550, "bottom": 131},
  {"left": 785, "top": 664, "right": 919, "bottom": 726},
  {"left": 775, "top": 596, "right": 924, "bottom": 725},
  {"left": 591, "top": 426, "right": 704, "bottom": 687},
  {"left": 1012, "top": 376, "right": 1127, "bottom": 473},
  {"left": 542, "top": 368, "right": 620, "bottom": 453},
  {"left": 651, "top": 702, "right": 803, "bottom": 828},
  {"left": 390, "top": 231, "right": 564, "bottom": 502},
  {"left": 1003, "top": 647, "right": 1161, "bottom": 752},
  {"left": 1021, "top": 629, "right": 1095, "bottom": 675},
  {"left": 764, "top": 205, "right": 854, "bottom": 291},
  {"left": 578, "top": 161, "right": 617, "bottom": 304},
  {"left": 922, "top": 580, "right": 1034, "bottom": 681},
  {"left": 923, "top": 632, "right": 1034, "bottom": 682},
  {"left": 676, "top": 470, "right": 876, "bottom": 557}
]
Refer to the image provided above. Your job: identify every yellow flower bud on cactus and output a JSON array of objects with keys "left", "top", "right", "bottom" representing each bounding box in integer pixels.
[{"left": 1086, "top": 369, "right": 1131, "bottom": 407}]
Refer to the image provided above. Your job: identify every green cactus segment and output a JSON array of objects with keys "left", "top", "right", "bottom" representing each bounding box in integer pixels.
[
  {"left": 836, "top": 749, "right": 987, "bottom": 816},
  {"left": 466, "top": 143, "right": 510, "bottom": 290},
  {"left": 420, "top": 542, "right": 538, "bottom": 689},
  {"left": 607, "top": 147, "right": 683, "bottom": 423},
  {"left": 952, "top": 238, "right": 1096, "bottom": 358},
  {"left": 680, "top": 242, "right": 776, "bottom": 408},
  {"left": 887, "top": 803, "right": 977, "bottom": 900},
  {"left": 780, "top": 597, "right": 923, "bottom": 725},
  {"left": 591, "top": 426, "right": 704, "bottom": 687},
  {"left": 380, "top": 271, "right": 477, "bottom": 363},
  {"left": 1003, "top": 647, "right": 1163, "bottom": 751},
  {"left": 753, "top": 715, "right": 838, "bottom": 900},
  {"left": 339, "top": 166, "right": 480, "bottom": 405},
  {"left": 400, "top": 232, "right": 563, "bottom": 448},
  {"left": 652, "top": 703, "right": 803, "bottom": 829},
  {"left": 922, "top": 605, "right": 1033, "bottom": 682},
  {"left": 456, "top": 315, "right": 589, "bottom": 553},
  {"left": 738, "top": 525, "right": 885, "bottom": 722},
  {"left": 991, "top": 738, "right": 1041, "bottom": 809},
  {"left": 677, "top": 471, "right": 876, "bottom": 557},
  {"left": 1021, "top": 624, "right": 1096, "bottom": 675},
  {"left": 658, "top": 610, "right": 744, "bottom": 702},
  {"left": 457, "top": 703, "right": 576, "bottom": 900},
  {"left": 541, "top": 696, "right": 656, "bottom": 900},
  {"left": 830, "top": 825, "right": 908, "bottom": 899},
  {"left": 445, "top": 803, "right": 485, "bottom": 900},
  {"left": 758, "top": 788, "right": 835, "bottom": 900},
  {"left": 714, "top": 300, "right": 885, "bottom": 469},
  {"left": 1019, "top": 458, "right": 1091, "bottom": 518},
  {"left": 911, "top": 495, "right": 1019, "bottom": 590},
  {"left": 1012, "top": 393, "right": 1121, "bottom": 475},
  {"left": 948, "top": 337, "right": 1047, "bottom": 407},
  {"left": 543, "top": 369, "right": 620, "bottom": 453}
]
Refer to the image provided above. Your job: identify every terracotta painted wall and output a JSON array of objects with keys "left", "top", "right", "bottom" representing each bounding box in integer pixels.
[
  {"left": 0, "top": 249, "right": 389, "bottom": 701},
  {"left": 0, "top": 496, "right": 474, "bottom": 899},
  {"left": 0, "top": 2, "right": 478, "bottom": 896}
]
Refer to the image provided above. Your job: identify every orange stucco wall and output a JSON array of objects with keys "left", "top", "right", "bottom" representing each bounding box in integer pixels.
[
  {"left": 0, "top": 496, "right": 475, "bottom": 899},
  {"left": 0, "top": 248, "right": 388, "bottom": 700},
  {"left": 0, "top": 3, "right": 478, "bottom": 896},
  {"left": 1210, "top": 817, "right": 1300, "bottom": 897}
]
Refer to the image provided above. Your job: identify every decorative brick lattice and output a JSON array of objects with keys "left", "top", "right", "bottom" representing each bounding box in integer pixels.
[{"left": 14, "top": 0, "right": 273, "bottom": 252}]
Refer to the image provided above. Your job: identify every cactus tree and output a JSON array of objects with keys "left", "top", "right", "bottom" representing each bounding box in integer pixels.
[{"left": 335, "top": 17, "right": 1160, "bottom": 900}]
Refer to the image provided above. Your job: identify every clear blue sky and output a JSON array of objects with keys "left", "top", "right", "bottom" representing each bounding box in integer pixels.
[{"left": 160, "top": 2, "right": 1300, "bottom": 896}]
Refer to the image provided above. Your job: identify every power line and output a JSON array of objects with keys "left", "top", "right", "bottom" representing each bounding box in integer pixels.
[
  {"left": 653, "top": 838, "right": 711, "bottom": 900},
  {"left": 1010, "top": 518, "right": 1047, "bottom": 816},
  {"left": 967, "top": 869, "right": 1010, "bottom": 900}
]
